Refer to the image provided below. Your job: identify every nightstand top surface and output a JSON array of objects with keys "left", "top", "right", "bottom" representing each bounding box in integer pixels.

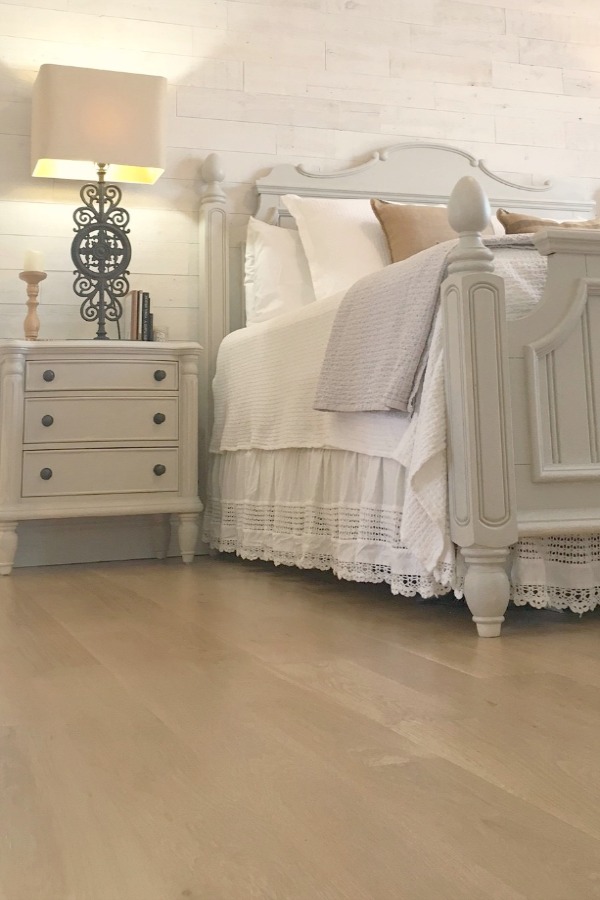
[{"left": 0, "top": 340, "right": 202, "bottom": 351}]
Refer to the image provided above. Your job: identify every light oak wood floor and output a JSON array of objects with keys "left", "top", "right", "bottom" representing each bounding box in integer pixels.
[{"left": 1, "top": 556, "right": 600, "bottom": 899}]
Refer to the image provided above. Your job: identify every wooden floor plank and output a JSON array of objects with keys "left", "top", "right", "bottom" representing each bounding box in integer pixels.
[
  {"left": 1, "top": 556, "right": 600, "bottom": 898},
  {"left": 0, "top": 726, "right": 67, "bottom": 900}
]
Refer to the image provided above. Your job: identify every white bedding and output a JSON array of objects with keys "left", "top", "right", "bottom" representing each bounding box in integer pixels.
[
  {"left": 210, "top": 242, "right": 546, "bottom": 583},
  {"left": 206, "top": 241, "right": 600, "bottom": 612},
  {"left": 211, "top": 291, "right": 411, "bottom": 461}
]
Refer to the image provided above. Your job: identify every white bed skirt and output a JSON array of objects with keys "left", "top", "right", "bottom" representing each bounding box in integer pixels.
[
  {"left": 203, "top": 447, "right": 455, "bottom": 597},
  {"left": 204, "top": 448, "right": 600, "bottom": 615}
]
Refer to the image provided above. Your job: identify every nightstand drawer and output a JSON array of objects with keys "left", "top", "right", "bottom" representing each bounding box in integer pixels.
[
  {"left": 25, "top": 360, "right": 178, "bottom": 392},
  {"left": 23, "top": 397, "right": 179, "bottom": 444},
  {"left": 22, "top": 448, "right": 179, "bottom": 497}
]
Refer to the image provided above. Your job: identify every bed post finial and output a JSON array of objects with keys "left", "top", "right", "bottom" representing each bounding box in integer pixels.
[
  {"left": 201, "top": 152, "right": 226, "bottom": 204},
  {"left": 447, "top": 176, "right": 494, "bottom": 275}
]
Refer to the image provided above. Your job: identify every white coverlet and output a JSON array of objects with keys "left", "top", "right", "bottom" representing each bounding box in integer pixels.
[{"left": 211, "top": 293, "right": 411, "bottom": 461}]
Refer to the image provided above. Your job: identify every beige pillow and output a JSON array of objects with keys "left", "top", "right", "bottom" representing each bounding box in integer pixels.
[
  {"left": 370, "top": 199, "right": 459, "bottom": 263},
  {"left": 497, "top": 208, "right": 600, "bottom": 235}
]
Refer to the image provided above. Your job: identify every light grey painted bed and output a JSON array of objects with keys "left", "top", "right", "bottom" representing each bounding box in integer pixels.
[{"left": 198, "top": 142, "right": 600, "bottom": 638}]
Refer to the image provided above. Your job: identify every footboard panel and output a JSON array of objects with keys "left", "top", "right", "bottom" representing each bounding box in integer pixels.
[{"left": 508, "top": 229, "right": 600, "bottom": 535}]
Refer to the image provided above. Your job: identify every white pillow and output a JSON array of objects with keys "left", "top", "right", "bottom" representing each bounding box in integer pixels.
[
  {"left": 281, "top": 195, "right": 390, "bottom": 301},
  {"left": 244, "top": 217, "right": 316, "bottom": 324}
]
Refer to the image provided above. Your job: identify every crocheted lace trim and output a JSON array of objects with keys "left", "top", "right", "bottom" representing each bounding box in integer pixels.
[
  {"left": 208, "top": 536, "right": 456, "bottom": 599},
  {"left": 205, "top": 503, "right": 600, "bottom": 614}
]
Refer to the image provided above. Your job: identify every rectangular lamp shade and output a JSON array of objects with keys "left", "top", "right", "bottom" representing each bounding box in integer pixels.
[{"left": 31, "top": 64, "right": 167, "bottom": 184}]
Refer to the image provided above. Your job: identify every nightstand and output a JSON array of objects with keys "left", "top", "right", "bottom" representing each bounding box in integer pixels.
[{"left": 0, "top": 340, "right": 203, "bottom": 574}]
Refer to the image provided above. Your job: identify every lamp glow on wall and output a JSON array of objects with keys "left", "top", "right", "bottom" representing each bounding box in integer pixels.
[{"left": 31, "top": 64, "right": 167, "bottom": 339}]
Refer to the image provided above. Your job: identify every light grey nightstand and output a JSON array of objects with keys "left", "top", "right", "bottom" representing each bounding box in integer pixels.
[{"left": 0, "top": 340, "right": 203, "bottom": 573}]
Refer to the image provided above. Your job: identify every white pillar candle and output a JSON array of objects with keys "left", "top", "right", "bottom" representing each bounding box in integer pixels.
[{"left": 23, "top": 250, "right": 44, "bottom": 272}]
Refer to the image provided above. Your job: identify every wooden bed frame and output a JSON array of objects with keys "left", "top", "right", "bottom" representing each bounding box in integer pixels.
[{"left": 198, "top": 142, "right": 600, "bottom": 637}]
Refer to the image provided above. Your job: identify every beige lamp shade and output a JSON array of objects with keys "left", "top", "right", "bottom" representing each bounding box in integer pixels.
[{"left": 31, "top": 64, "right": 167, "bottom": 184}]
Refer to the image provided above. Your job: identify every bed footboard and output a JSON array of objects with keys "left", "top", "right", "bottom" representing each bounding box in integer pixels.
[
  {"left": 443, "top": 179, "right": 600, "bottom": 636},
  {"left": 442, "top": 178, "right": 518, "bottom": 637}
]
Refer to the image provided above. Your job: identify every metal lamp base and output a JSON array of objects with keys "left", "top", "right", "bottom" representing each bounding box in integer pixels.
[{"left": 72, "top": 164, "right": 130, "bottom": 339}]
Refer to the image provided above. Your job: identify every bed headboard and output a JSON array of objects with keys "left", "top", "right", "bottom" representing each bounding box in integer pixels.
[
  {"left": 254, "top": 142, "right": 594, "bottom": 226},
  {"left": 198, "top": 141, "right": 596, "bottom": 395}
]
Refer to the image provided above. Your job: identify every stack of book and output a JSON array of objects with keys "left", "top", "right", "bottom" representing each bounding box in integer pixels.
[{"left": 126, "top": 290, "right": 154, "bottom": 340}]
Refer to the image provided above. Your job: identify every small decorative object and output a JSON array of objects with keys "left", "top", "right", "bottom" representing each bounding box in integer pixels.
[
  {"left": 30, "top": 64, "right": 167, "bottom": 339},
  {"left": 19, "top": 250, "right": 46, "bottom": 340}
]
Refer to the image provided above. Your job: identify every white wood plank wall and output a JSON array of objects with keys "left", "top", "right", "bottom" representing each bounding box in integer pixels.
[{"left": 1, "top": 0, "right": 600, "bottom": 564}]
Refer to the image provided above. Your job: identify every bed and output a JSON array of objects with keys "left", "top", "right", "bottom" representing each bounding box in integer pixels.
[{"left": 198, "top": 142, "right": 600, "bottom": 638}]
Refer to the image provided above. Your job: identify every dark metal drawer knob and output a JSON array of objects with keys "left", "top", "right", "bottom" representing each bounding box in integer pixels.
[
  {"left": 153, "top": 369, "right": 166, "bottom": 382},
  {"left": 41, "top": 414, "right": 54, "bottom": 427},
  {"left": 153, "top": 412, "right": 166, "bottom": 425},
  {"left": 43, "top": 369, "right": 55, "bottom": 382},
  {"left": 40, "top": 468, "right": 53, "bottom": 480},
  {"left": 153, "top": 464, "right": 166, "bottom": 476}
]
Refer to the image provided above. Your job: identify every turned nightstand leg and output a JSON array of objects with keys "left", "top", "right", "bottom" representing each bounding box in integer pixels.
[
  {"left": 152, "top": 514, "right": 171, "bottom": 559},
  {"left": 177, "top": 513, "right": 198, "bottom": 564},
  {"left": 0, "top": 523, "right": 18, "bottom": 575}
]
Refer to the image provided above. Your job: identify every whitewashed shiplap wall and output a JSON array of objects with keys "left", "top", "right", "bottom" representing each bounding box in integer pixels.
[{"left": 2, "top": 0, "right": 600, "bottom": 565}]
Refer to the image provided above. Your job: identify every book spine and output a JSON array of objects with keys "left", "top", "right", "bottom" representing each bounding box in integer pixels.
[
  {"left": 141, "top": 292, "right": 151, "bottom": 341},
  {"left": 129, "top": 290, "right": 139, "bottom": 340}
]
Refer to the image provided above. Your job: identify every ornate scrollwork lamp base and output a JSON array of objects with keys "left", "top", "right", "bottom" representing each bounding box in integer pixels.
[{"left": 72, "top": 163, "right": 130, "bottom": 339}]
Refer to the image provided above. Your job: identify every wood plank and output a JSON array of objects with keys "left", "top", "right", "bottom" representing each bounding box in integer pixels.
[{"left": 1, "top": 558, "right": 600, "bottom": 898}]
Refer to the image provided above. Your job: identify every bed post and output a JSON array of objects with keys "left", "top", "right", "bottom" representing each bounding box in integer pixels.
[
  {"left": 198, "top": 154, "right": 229, "bottom": 506},
  {"left": 199, "top": 153, "right": 229, "bottom": 386},
  {"left": 442, "top": 177, "right": 518, "bottom": 637}
]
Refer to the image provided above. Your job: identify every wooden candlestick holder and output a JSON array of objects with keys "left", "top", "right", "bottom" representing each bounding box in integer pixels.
[{"left": 19, "top": 270, "right": 47, "bottom": 340}]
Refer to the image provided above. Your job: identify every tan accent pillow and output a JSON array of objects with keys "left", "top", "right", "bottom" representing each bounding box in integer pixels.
[
  {"left": 497, "top": 208, "right": 600, "bottom": 234},
  {"left": 370, "top": 199, "right": 459, "bottom": 263}
]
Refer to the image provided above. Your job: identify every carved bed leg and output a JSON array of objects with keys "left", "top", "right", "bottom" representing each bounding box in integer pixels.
[{"left": 462, "top": 546, "right": 511, "bottom": 638}]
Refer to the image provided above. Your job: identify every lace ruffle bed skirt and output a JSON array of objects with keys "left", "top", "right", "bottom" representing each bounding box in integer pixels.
[{"left": 203, "top": 447, "right": 600, "bottom": 615}]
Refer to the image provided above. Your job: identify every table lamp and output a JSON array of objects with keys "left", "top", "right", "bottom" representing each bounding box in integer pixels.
[{"left": 31, "top": 64, "right": 167, "bottom": 339}]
